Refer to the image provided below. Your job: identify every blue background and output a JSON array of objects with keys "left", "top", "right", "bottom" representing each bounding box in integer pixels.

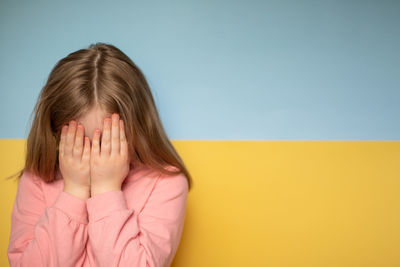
[{"left": 1, "top": 0, "right": 399, "bottom": 140}]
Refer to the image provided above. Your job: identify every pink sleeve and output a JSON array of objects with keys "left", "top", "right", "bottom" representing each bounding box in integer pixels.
[
  {"left": 86, "top": 172, "right": 189, "bottom": 267},
  {"left": 7, "top": 171, "right": 89, "bottom": 267}
]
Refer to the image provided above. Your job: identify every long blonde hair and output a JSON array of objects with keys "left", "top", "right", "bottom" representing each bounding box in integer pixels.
[{"left": 7, "top": 42, "right": 192, "bottom": 191}]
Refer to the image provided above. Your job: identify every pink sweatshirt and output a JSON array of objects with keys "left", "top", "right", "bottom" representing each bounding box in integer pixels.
[{"left": 7, "top": 164, "right": 189, "bottom": 267}]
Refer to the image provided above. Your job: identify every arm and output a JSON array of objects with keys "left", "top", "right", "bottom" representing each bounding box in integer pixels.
[
  {"left": 86, "top": 172, "right": 189, "bottom": 267},
  {"left": 7, "top": 171, "right": 89, "bottom": 267}
]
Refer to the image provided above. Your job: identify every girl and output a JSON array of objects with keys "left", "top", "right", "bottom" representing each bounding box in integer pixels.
[{"left": 7, "top": 42, "right": 193, "bottom": 267}]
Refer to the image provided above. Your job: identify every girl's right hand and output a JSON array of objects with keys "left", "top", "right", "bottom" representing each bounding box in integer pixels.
[{"left": 59, "top": 120, "right": 91, "bottom": 200}]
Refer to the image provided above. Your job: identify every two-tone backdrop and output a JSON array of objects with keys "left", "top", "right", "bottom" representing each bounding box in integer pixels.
[{"left": 1, "top": 1, "right": 399, "bottom": 266}]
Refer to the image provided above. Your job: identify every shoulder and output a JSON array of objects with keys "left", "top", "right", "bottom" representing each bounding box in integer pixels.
[
  {"left": 158, "top": 173, "right": 188, "bottom": 192},
  {"left": 148, "top": 166, "right": 189, "bottom": 206},
  {"left": 18, "top": 170, "right": 44, "bottom": 194},
  {"left": 127, "top": 164, "right": 188, "bottom": 189},
  {"left": 123, "top": 164, "right": 188, "bottom": 208},
  {"left": 138, "top": 166, "right": 188, "bottom": 222},
  {"left": 157, "top": 168, "right": 189, "bottom": 196},
  {"left": 14, "top": 170, "right": 46, "bottom": 213}
]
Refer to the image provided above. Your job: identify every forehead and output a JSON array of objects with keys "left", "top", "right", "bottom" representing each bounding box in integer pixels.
[{"left": 77, "top": 106, "right": 111, "bottom": 124}]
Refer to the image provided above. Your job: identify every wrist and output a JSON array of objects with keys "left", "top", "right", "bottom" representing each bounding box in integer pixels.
[
  {"left": 63, "top": 183, "right": 90, "bottom": 200},
  {"left": 90, "top": 182, "right": 121, "bottom": 197}
]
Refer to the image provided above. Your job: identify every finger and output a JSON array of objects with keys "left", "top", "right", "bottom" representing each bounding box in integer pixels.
[
  {"left": 101, "top": 117, "right": 111, "bottom": 156},
  {"left": 59, "top": 125, "right": 68, "bottom": 157},
  {"left": 82, "top": 136, "right": 91, "bottom": 162},
  {"left": 65, "top": 120, "right": 76, "bottom": 156},
  {"left": 120, "top": 119, "right": 128, "bottom": 157},
  {"left": 91, "top": 129, "right": 101, "bottom": 158},
  {"left": 73, "top": 124, "right": 84, "bottom": 158},
  {"left": 111, "top": 113, "right": 120, "bottom": 156}
]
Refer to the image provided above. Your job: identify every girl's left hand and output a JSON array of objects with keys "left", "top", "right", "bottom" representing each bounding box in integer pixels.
[{"left": 90, "top": 113, "right": 130, "bottom": 197}]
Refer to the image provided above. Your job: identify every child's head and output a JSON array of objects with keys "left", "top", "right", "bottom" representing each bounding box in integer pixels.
[{"left": 21, "top": 42, "right": 191, "bottom": 190}]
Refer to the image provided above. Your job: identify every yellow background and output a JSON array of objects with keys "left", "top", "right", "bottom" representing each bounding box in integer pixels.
[{"left": 1, "top": 140, "right": 399, "bottom": 266}]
